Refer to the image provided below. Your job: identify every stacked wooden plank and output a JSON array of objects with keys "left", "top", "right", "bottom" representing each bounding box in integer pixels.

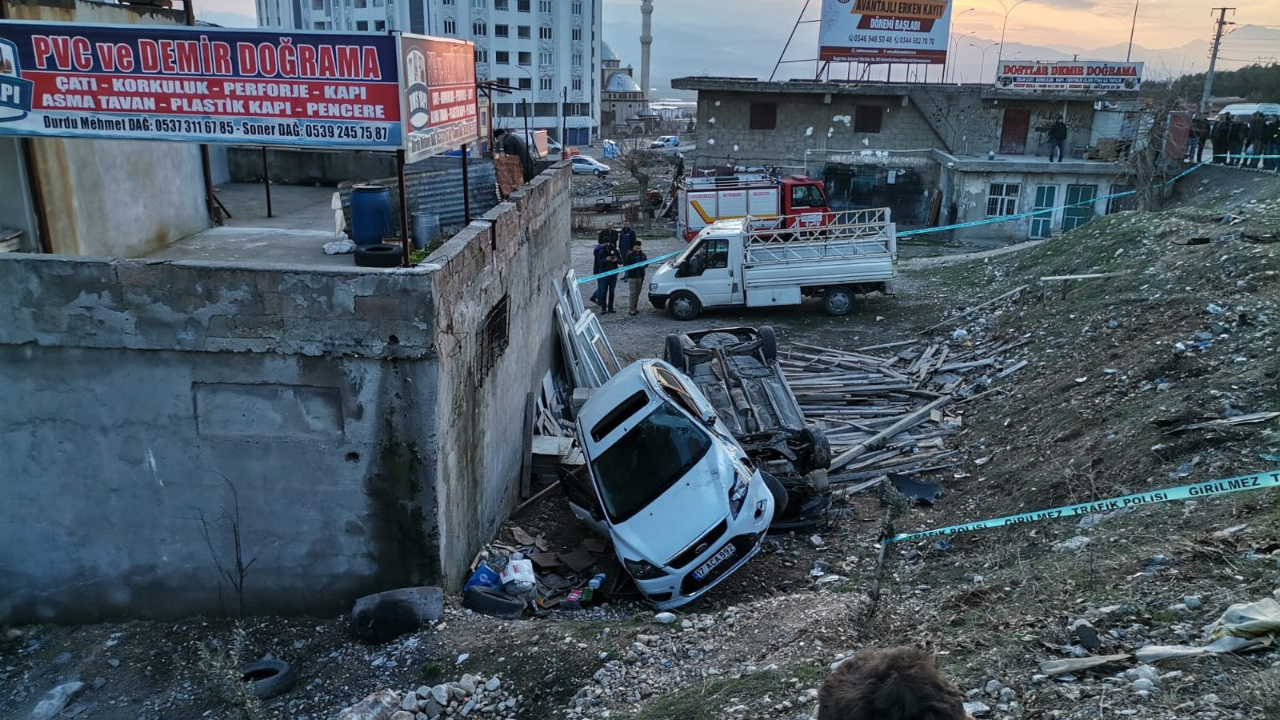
[{"left": 781, "top": 336, "right": 1028, "bottom": 483}]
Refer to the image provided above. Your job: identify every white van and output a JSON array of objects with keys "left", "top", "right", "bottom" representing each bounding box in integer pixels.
[{"left": 569, "top": 359, "right": 776, "bottom": 609}]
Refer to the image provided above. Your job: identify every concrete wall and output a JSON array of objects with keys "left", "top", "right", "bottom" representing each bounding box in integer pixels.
[
  {"left": 4, "top": 0, "right": 210, "bottom": 257},
  {"left": 428, "top": 163, "right": 572, "bottom": 589},
  {"left": 0, "top": 256, "right": 440, "bottom": 622}
]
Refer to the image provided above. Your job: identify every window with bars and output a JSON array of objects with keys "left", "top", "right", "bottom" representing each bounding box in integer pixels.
[
  {"left": 494, "top": 23, "right": 508, "bottom": 36},
  {"left": 477, "top": 296, "right": 510, "bottom": 383},
  {"left": 986, "top": 183, "right": 1021, "bottom": 217},
  {"left": 539, "top": 26, "right": 552, "bottom": 39},
  {"left": 443, "top": 18, "right": 457, "bottom": 33},
  {"left": 473, "top": 21, "right": 487, "bottom": 35}
]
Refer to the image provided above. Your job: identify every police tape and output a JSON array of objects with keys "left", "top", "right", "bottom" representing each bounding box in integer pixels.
[
  {"left": 576, "top": 163, "right": 1209, "bottom": 282},
  {"left": 887, "top": 469, "right": 1280, "bottom": 544},
  {"left": 575, "top": 250, "right": 682, "bottom": 285}
]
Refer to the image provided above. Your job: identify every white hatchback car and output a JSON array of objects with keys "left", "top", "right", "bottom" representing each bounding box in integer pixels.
[
  {"left": 569, "top": 359, "right": 776, "bottom": 610},
  {"left": 571, "top": 156, "right": 611, "bottom": 175}
]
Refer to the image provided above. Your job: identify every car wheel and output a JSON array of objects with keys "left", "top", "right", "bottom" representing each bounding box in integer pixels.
[
  {"left": 664, "top": 334, "right": 685, "bottom": 368},
  {"left": 354, "top": 244, "right": 402, "bottom": 268},
  {"left": 761, "top": 471, "right": 790, "bottom": 518},
  {"left": 668, "top": 291, "right": 701, "bottom": 321},
  {"left": 758, "top": 325, "right": 777, "bottom": 363},
  {"left": 462, "top": 586, "right": 525, "bottom": 618},
  {"left": 240, "top": 659, "right": 296, "bottom": 700},
  {"left": 823, "top": 286, "right": 855, "bottom": 316},
  {"left": 801, "top": 425, "right": 832, "bottom": 471}
]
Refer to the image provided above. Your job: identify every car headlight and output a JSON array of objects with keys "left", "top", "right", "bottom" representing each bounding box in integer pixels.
[
  {"left": 624, "top": 558, "right": 667, "bottom": 580},
  {"left": 728, "top": 471, "right": 750, "bottom": 519}
]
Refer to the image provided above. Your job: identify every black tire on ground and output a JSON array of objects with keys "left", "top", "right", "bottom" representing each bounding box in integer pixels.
[
  {"left": 463, "top": 586, "right": 525, "bottom": 618},
  {"left": 761, "top": 471, "right": 790, "bottom": 518},
  {"left": 354, "top": 244, "right": 402, "bottom": 268},
  {"left": 240, "top": 659, "right": 296, "bottom": 700},
  {"left": 650, "top": 296, "right": 667, "bottom": 310},
  {"left": 801, "top": 425, "right": 832, "bottom": 471},
  {"left": 664, "top": 334, "right": 685, "bottom": 368},
  {"left": 668, "top": 291, "right": 701, "bottom": 321},
  {"left": 758, "top": 326, "right": 777, "bottom": 363},
  {"left": 823, "top": 286, "right": 855, "bottom": 316}
]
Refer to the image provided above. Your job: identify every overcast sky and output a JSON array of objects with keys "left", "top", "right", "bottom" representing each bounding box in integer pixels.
[{"left": 200, "top": 0, "right": 1279, "bottom": 84}]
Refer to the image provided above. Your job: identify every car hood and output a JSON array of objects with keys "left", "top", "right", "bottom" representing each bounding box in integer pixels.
[{"left": 607, "top": 447, "right": 735, "bottom": 566}]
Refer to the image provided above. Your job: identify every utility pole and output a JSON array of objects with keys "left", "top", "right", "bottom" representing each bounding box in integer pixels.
[{"left": 1200, "top": 7, "right": 1235, "bottom": 113}]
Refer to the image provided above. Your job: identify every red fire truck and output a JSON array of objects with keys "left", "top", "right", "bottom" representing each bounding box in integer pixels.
[{"left": 677, "top": 172, "right": 832, "bottom": 242}]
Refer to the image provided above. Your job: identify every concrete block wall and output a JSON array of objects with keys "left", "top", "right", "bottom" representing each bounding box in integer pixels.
[
  {"left": 427, "top": 163, "right": 572, "bottom": 589},
  {"left": 693, "top": 91, "right": 944, "bottom": 171},
  {"left": 0, "top": 256, "right": 440, "bottom": 622}
]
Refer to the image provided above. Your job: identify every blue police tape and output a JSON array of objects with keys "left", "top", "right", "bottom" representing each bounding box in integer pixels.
[
  {"left": 575, "top": 250, "right": 682, "bottom": 285},
  {"left": 898, "top": 162, "right": 1207, "bottom": 238},
  {"left": 576, "top": 163, "right": 1209, "bottom": 282},
  {"left": 887, "top": 468, "right": 1280, "bottom": 544}
]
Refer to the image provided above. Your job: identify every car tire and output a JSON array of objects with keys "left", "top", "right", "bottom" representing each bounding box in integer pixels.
[
  {"left": 761, "top": 471, "right": 789, "bottom": 518},
  {"left": 664, "top": 334, "right": 685, "bottom": 368},
  {"left": 668, "top": 291, "right": 701, "bottom": 321},
  {"left": 758, "top": 326, "right": 777, "bottom": 363},
  {"left": 462, "top": 586, "right": 525, "bottom": 618},
  {"left": 240, "top": 659, "right": 295, "bottom": 700},
  {"left": 354, "top": 244, "right": 402, "bottom": 268},
  {"left": 801, "top": 425, "right": 832, "bottom": 471},
  {"left": 823, "top": 286, "right": 855, "bottom": 316}
]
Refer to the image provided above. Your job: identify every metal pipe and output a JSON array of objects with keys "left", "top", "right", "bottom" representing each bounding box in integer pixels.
[
  {"left": 397, "top": 149, "right": 410, "bottom": 267},
  {"left": 261, "top": 146, "right": 272, "bottom": 218}
]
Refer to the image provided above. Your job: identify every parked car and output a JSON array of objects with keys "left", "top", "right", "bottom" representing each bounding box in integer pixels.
[
  {"left": 568, "top": 359, "right": 777, "bottom": 609},
  {"left": 571, "top": 156, "right": 611, "bottom": 176},
  {"left": 663, "top": 326, "right": 832, "bottom": 530}
]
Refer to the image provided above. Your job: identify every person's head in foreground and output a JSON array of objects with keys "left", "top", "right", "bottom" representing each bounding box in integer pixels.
[{"left": 818, "top": 647, "right": 973, "bottom": 720}]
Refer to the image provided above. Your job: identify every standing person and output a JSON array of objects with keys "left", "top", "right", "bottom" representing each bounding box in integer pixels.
[
  {"left": 624, "top": 240, "right": 648, "bottom": 316},
  {"left": 1046, "top": 118, "right": 1068, "bottom": 162},
  {"left": 493, "top": 129, "right": 536, "bottom": 182},
  {"left": 618, "top": 220, "right": 637, "bottom": 255},
  {"left": 1211, "top": 114, "right": 1231, "bottom": 164},
  {"left": 595, "top": 240, "right": 620, "bottom": 314},
  {"left": 1227, "top": 115, "right": 1247, "bottom": 166}
]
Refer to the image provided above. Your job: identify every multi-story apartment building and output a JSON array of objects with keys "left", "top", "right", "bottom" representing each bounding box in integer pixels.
[{"left": 256, "top": 0, "right": 602, "bottom": 144}]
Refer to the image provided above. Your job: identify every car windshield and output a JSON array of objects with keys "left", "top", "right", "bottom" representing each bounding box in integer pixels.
[{"left": 591, "top": 401, "right": 712, "bottom": 523}]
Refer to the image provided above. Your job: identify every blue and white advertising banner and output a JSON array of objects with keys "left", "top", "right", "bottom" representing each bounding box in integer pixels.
[{"left": 0, "top": 22, "right": 402, "bottom": 148}]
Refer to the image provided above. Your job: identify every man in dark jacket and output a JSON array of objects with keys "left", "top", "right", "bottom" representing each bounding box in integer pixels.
[
  {"left": 1047, "top": 119, "right": 1068, "bottom": 162},
  {"left": 494, "top": 129, "right": 536, "bottom": 181},
  {"left": 1211, "top": 114, "right": 1231, "bottom": 164},
  {"left": 624, "top": 240, "right": 648, "bottom": 316},
  {"left": 618, "top": 221, "right": 637, "bottom": 255}
]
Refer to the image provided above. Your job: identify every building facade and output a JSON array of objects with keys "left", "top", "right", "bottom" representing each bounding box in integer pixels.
[
  {"left": 257, "top": 0, "right": 602, "bottom": 143},
  {"left": 672, "top": 77, "right": 1151, "bottom": 243}
]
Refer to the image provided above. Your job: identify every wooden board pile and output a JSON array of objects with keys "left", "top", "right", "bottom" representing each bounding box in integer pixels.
[{"left": 780, "top": 336, "right": 1029, "bottom": 484}]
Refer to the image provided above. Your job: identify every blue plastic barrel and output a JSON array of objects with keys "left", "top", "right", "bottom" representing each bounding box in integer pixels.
[{"left": 350, "top": 184, "right": 395, "bottom": 245}]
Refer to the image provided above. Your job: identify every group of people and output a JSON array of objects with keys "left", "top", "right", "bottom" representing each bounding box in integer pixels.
[
  {"left": 589, "top": 221, "right": 648, "bottom": 315},
  {"left": 1186, "top": 111, "right": 1280, "bottom": 169}
]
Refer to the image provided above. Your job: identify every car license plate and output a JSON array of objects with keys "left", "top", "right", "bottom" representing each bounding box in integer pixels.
[{"left": 692, "top": 544, "right": 736, "bottom": 581}]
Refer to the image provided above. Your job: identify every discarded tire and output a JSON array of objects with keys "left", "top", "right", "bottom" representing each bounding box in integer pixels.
[
  {"left": 354, "top": 243, "right": 402, "bottom": 268},
  {"left": 240, "top": 659, "right": 295, "bottom": 700},
  {"left": 463, "top": 586, "right": 525, "bottom": 618},
  {"left": 761, "top": 471, "right": 789, "bottom": 518}
]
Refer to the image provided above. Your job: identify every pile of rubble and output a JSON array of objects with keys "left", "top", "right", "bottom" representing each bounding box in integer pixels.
[{"left": 335, "top": 674, "right": 515, "bottom": 720}]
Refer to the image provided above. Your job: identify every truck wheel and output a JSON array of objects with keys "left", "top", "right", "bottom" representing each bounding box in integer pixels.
[
  {"left": 761, "top": 471, "right": 790, "bottom": 518},
  {"left": 664, "top": 334, "right": 685, "bottom": 368},
  {"left": 668, "top": 292, "right": 701, "bottom": 321},
  {"left": 823, "top": 287, "right": 855, "bottom": 316},
  {"left": 758, "top": 326, "right": 777, "bottom": 363},
  {"left": 801, "top": 425, "right": 832, "bottom": 470}
]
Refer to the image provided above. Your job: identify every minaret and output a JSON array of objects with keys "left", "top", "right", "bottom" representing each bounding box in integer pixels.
[{"left": 640, "top": 0, "right": 653, "bottom": 105}]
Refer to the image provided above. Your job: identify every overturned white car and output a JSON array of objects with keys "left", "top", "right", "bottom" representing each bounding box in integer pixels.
[{"left": 568, "top": 359, "right": 776, "bottom": 610}]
